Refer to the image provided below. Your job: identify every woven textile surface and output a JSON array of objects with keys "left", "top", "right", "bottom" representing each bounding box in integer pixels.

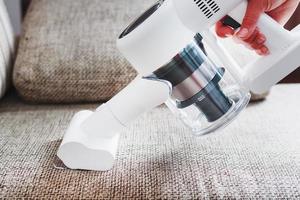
[
  {"left": 1, "top": 84, "right": 300, "bottom": 199},
  {"left": 13, "top": 0, "right": 157, "bottom": 103}
]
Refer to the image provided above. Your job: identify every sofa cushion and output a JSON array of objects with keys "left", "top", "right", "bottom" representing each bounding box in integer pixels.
[
  {"left": 1, "top": 84, "right": 300, "bottom": 198},
  {"left": 13, "top": 0, "right": 156, "bottom": 103}
]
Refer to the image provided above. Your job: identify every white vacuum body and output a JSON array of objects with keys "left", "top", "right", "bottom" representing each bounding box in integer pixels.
[{"left": 57, "top": 0, "right": 300, "bottom": 171}]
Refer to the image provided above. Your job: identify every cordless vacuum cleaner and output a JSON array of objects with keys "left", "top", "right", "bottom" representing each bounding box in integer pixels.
[{"left": 57, "top": 0, "right": 300, "bottom": 171}]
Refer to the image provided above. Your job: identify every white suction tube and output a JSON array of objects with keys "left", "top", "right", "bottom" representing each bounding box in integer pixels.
[{"left": 81, "top": 77, "right": 171, "bottom": 139}]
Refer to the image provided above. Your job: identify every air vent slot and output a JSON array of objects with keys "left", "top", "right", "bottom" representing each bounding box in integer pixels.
[{"left": 193, "top": 0, "right": 220, "bottom": 19}]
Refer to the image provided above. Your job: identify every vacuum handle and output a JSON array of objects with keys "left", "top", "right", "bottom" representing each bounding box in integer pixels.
[
  {"left": 228, "top": 1, "right": 294, "bottom": 53},
  {"left": 80, "top": 76, "right": 171, "bottom": 138},
  {"left": 226, "top": 1, "right": 300, "bottom": 94}
]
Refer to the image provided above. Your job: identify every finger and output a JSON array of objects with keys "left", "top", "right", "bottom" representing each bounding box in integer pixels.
[
  {"left": 255, "top": 32, "right": 266, "bottom": 45},
  {"left": 234, "top": 27, "right": 270, "bottom": 55},
  {"left": 236, "top": 0, "right": 264, "bottom": 40},
  {"left": 267, "top": 0, "right": 300, "bottom": 25},
  {"left": 251, "top": 40, "right": 266, "bottom": 50},
  {"left": 243, "top": 28, "right": 260, "bottom": 45},
  {"left": 251, "top": 32, "right": 267, "bottom": 50},
  {"left": 235, "top": 29, "right": 270, "bottom": 55},
  {"left": 235, "top": 28, "right": 260, "bottom": 49},
  {"left": 251, "top": 41, "right": 265, "bottom": 50},
  {"left": 215, "top": 21, "right": 235, "bottom": 38},
  {"left": 256, "top": 45, "right": 270, "bottom": 55},
  {"left": 263, "top": 0, "right": 288, "bottom": 11}
]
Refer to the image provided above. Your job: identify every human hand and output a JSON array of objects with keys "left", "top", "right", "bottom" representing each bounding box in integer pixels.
[{"left": 215, "top": 0, "right": 300, "bottom": 55}]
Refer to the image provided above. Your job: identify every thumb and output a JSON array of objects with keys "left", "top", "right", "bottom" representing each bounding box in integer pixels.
[{"left": 237, "top": 0, "right": 264, "bottom": 40}]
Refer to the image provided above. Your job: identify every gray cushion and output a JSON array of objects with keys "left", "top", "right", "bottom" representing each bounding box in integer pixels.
[
  {"left": 13, "top": 0, "right": 156, "bottom": 103},
  {"left": 1, "top": 84, "right": 300, "bottom": 198}
]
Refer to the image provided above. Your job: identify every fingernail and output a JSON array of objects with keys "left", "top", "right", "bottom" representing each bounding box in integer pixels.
[
  {"left": 237, "top": 28, "right": 249, "bottom": 38},
  {"left": 257, "top": 47, "right": 270, "bottom": 56},
  {"left": 261, "top": 47, "right": 270, "bottom": 55}
]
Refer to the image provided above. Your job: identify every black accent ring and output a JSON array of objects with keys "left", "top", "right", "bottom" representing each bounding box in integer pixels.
[{"left": 154, "top": 34, "right": 206, "bottom": 86}]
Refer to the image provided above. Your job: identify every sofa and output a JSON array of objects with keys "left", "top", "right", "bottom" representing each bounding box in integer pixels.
[{"left": 1, "top": 0, "right": 300, "bottom": 199}]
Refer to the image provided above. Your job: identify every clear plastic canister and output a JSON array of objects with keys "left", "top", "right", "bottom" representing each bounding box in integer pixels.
[{"left": 151, "top": 34, "right": 250, "bottom": 135}]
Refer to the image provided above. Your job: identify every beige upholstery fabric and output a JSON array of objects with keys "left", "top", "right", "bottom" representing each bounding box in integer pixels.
[
  {"left": 13, "top": 0, "right": 157, "bottom": 103},
  {"left": 1, "top": 84, "right": 300, "bottom": 198}
]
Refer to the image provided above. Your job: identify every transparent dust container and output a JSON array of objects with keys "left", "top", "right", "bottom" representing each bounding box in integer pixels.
[{"left": 151, "top": 34, "right": 250, "bottom": 135}]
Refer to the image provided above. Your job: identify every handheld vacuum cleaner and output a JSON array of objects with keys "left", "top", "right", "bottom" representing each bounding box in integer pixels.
[{"left": 57, "top": 0, "right": 300, "bottom": 171}]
